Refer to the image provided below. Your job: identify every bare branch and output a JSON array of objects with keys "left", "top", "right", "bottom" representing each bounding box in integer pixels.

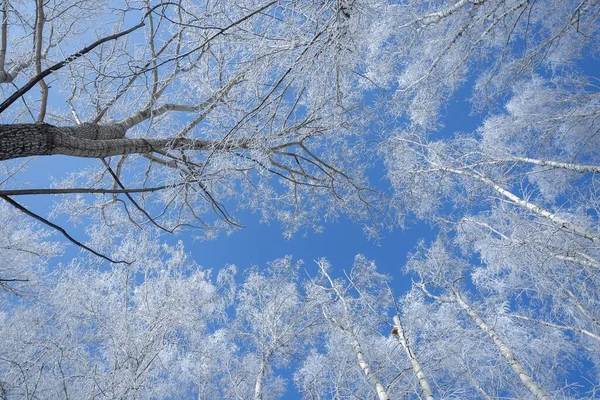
[
  {"left": 0, "top": 194, "right": 130, "bottom": 264},
  {"left": 0, "top": 3, "right": 175, "bottom": 114}
]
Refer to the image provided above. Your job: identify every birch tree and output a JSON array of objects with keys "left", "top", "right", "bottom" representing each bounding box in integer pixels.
[
  {"left": 406, "top": 238, "right": 586, "bottom": 398},
  {"left": 0, "top": 228, "right": 236, "bottom": 399},
  {"left": 297, "top": 256, "right": 435, "bottom": 399},
  {"left": 390, "top": 311, "right": 434, "bottom": 400},
  {"left": 226, "top": 257, "right": 320, "bottom": 400},
  {"left": 0, "top": 201, "right": 61, "bottom": 296},
  {"left": 361, "top": 0, "right": 600, "bottom": 127}
]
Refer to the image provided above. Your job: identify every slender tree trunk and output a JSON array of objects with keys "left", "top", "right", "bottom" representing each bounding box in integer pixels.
[
  {"left": 317, "top": 262, "right": 390, "bottom": 400},
  {"left": 349, "top": 334, "right": 389, "bottom": 400},
  {"left": 254, "top": 356, "right": 267, "bottom": 400},
  {"left": 444, "top": 166, "right": 600, "bottom": 243},
  {"left": 451, "top": 288, "right": 552, "bottom": 400},
  {"left": 0, "top": 0, "right": 27, "bottom": 84},
  {"left": 0, "top": 123, "right": 230, "bottom": 160},
  {"left": 565, "top": 289, "right": 600, "bottom": 330},
  {"left": 501, "top": 156, "right": 600, "bottom": 174},
  {"left": 392, "top": 315, "right": 435, "bottom": 400},
  {"left": 463, "top": 218, "right": 600, "bottom": 270},
  {"left": 35, "top": 0, "right": 48, "bottom": 123},
  {"left": 0, "top": 0, "right": 7, "bottom": 73},
  {"left": 506, "top": 313, "right": 600, "bottom": 342}
]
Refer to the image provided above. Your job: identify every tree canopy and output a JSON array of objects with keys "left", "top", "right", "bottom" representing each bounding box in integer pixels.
[{"left": 1, "top": 0, "right": 599, "bottom": 398}]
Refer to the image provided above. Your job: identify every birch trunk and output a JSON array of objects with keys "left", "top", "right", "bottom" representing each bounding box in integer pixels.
[
  {"left": 507, "top": 313, "right": 600, "bottom": 342},
  {"left": 349, "top": 334, "right": 389, "bottom": 400},
  {"left": 565, "top": 289, "right": 600, "bottom": 330},
  {"left": 462, "top": 218, "right": 600, "bottom": 270},
  {"left": 451, "top": 288, "right": 552, "bottom": 400},
  {"left": 502, "top": 156, "right": 600, "bottom": 174},
  {"left": 254, "top": 356, "right": 267, "bottom": 400},
  {"left": 444, "top": 166, "right": 600, "bottom": 243},
  {"left": 317, "top": 262, "right": 389, "bottom": 400},
  {"left": 392, "top": 315, "right": 434, "bottom": 400}
]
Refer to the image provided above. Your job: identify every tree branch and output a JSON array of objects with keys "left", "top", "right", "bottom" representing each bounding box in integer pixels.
[
  {"left": 0, "top": 194, "right": 130, "bottom": 264},
  {"left": 0, "top": 184, "right": 179, "bottom": 196},
  {"left": 0, "top": 3, "right": 174, "bottom": 114}
]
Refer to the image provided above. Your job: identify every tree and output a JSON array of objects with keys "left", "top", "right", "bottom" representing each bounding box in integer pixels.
[
  {"left": 308, "top": 258, "right": 391, "bottom": 400},
  {"left": 390, "top": 309, "right": 434, "bottom": 400},
  {"left": 0, "top": 230, "right": 236, "bottom": 398},
  {"left": 405, "top": 239, "right": 581, "bottom": 399},
  {"left": 297, "top": 256, "right": 437, "bottom": 400},
  {"left": 0, "top": 201, "right": 61, "bottom": 295},
  {"left": 0, "top": 0, "right": 386, "bottom": 252},
  {"left": 228, "top": 257, "right": 320, "bottom": 400},
  {"left": 379, "top": 65, "right": 600, "bottom": 396},
  {"left": 361, "top": 0, "right": 600, "bottom": 127}
]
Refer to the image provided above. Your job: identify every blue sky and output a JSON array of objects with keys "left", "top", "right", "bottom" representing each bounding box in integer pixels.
[
  {"left": 4, "top": 72, "right": 481, "bottom": 398},
  {"left": 6, "top": 44, "right": 597, "bottom": 399},
  {"left": 11, "top": 145, "right": 433, "bottom": 288}
]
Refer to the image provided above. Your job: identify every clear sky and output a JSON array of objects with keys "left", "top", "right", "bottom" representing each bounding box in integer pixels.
[
  {"left": 7, "top": 46, "right": 596, "bottom": 400},
  {"left": 6, "top": 83, "right": 478, "bottom": 399},
  {"left": 4, "top": 70, "right": 487, "bottom": 397}
]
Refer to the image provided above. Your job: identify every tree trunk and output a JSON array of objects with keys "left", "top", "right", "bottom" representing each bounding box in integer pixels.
[
  {"left": 506, "top": 313, "right": 600, "bottom": 342},
  {"left": 392, "top": 315, "right": 434, "bottom": 400},
  {"left": 502, "top": 156, "right": 600, "bottom": 174},
  {"left": 444, "top": 166, "right": 600, "bottom": 243},
  {"left": 254, "top": 356, "right": 267, "bottom": 400},
  {"left": 349, "top": 334, "right": 389, "bottom": 400},
  {"left": 451, "top": 288, "right": 552, "bottom": 400},
  {"left": 0, "top": 123, "right": 220, "bottom": 160}
]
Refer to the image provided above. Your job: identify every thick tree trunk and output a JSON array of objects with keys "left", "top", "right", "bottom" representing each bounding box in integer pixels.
[
  {"left": 0, "top": 123, "right": 218, "bottom": 160},
  {"left": 451, "top": 288, "right": 552, "bottom": 400}
]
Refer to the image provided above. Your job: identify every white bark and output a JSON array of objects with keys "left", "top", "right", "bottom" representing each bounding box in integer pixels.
[
  {"left": 349, "top": 336, "right": 389, "bottom": 400},
  {"left": 254, "top": 356, "right": 267, "bottom": 400},
  {"left": 451, "top": 288, "right": 552, "bottom": 400},
  {"left": 502, "top": 156, "right": 600, "bottom": 174},
  {"left": 117, "top": 73, "right": 242, "bottom": 131},
  {"left": 553, "top": 254, "right": 600, "bottom": 270},
  {"left": 506, "top": 313, "right": 600, "bottom": 343},
  {"left": 565, "top": 289, "right": 600, "bottom": 330},
  {"left": 317, "top": 262, "right": 390, "bottom": 400},
  {"left": 445, "top": 167, "right": 600, "bottom": 243},
  {"left": 421, "top": 0, "right": 478, "bottom": 24},
  {"left": 392, "top": 315, "right": 435, "bottom": 400},
  {"left": 462, "top": 218, "right": 600, "bottom": 270}
]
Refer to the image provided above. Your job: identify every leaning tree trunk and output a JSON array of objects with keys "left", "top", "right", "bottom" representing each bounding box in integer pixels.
[
  {"left": 451, "top": 288, "right": 552, "bottom": 400},
  {"left": 348, "top": 332, "right": 389, "bottom": 400},
  {"left": 442, "top": 166, "right": 600, "bottom": 244},
  {"left": 0, "top": 123, "right": 222, "bottom": 160},
  {"left": 392, "top": 315, "right": 435, "bottom": 400}
]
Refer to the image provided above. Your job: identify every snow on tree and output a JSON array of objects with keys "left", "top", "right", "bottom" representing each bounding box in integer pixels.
[{"left": 0, "top": 0, "right": 599, "bottom": 398}]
